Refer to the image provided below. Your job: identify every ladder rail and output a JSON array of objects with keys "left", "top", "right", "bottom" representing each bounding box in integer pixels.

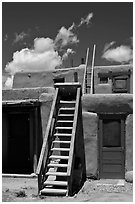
[
  {"left": 90, "top": 44, "right": 96, "bottom": 94},
  {"left": 36, "top": 88, "right": 60, "bottom": 192},
  {"left": 37, "top": 83, "right": 84, "bottom": 196},
  {"left": 67, "top": 87, "right": 81, "bottom": 195},
  {"left": 82, "top": 48, "right": 90, "bottom": 94}
]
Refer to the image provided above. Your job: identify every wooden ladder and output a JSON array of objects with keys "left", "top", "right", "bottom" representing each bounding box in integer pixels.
[
  {"left": 85, "top": 68, "right": 92, "bottom": 94},
  {"left": 36, "top": 83, "right": 86, "bottom": 196}
]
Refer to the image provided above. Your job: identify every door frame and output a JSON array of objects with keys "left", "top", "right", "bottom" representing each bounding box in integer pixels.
[
  {"left": 2, "top": 105, "right": 39, "bottom": 174},
  {"left": 98, "top": 114, "right": 126, "bottom": 179}
]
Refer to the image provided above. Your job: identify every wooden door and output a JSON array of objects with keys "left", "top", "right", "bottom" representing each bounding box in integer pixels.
[
  {"left": 7, "top": 113, "right": 31, "bottom": 174},
  {"left": 99, "top": 115, "right": 125, "bottom": 179}
]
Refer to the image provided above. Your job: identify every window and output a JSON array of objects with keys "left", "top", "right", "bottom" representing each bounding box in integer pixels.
[
  {"left": 100, "top": 77, "right": 108, "bottom": 84},
  {"left": 112, "top": 76, "right": 130, "bottom": 93},
  {"left": 103, "top": 119, "right": 121, "bottom": 147},
  {"left": 53, "top": 77, "right": 65, "bottom": 84}
]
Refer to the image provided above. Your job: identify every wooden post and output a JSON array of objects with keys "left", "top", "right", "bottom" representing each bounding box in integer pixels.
[
  {"left": 33, "top": 107, "right": 38, "bottom": 173},
  {"left": 82, "top": 48, "right": 89, "bottom": 94},
  {"left": 90, "top": 44, "right": 96, "bottom": 94}
]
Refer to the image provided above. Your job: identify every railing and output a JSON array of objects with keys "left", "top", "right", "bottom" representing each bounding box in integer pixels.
[
  {"left": 36, "top": 88, "right": 60, "bottom": 193},
  {"left": 67, "top": 87, "right": 81, "bottom": 195}
]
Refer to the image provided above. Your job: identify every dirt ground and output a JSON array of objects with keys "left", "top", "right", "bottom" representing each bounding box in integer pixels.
[{"left": 2, "top": 177, "right": 133, "bottom": 202}]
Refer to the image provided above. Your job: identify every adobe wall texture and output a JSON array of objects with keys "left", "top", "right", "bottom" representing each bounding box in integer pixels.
[
  {"left": 39, "top": 93, "right": 133, "bottom": 178},
  {"left": 82, "top": 94, "right": 133, "bottom": 114},
  {"left": 125, "top": 114, "right": 133, "bottom": 171},
  {"left": 82, "top": 94, "right": 133, "bottom": 177},
  {"left": 82, "top": 112, "right": 98, "bottom": 177},
  {"left": 13, "top": 65, "right": 85, "bottom": 89},
  {"left": 2, "top": 87, "right": 133, "bottom": 178},
  {"left": 39, "top": 93, "right": 54, "bottom": 140},
  {"left": 2, "top": 87, "right": 55, "bottom": 101},
  {"left": 94, "top": 64, "right": 133, "bottom": 94}
]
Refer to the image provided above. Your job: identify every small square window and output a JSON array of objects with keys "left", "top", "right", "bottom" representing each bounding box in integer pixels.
[
  {"left": 100, "top": 77, "right": 108, "bottom": 84},
  {"left": 53, "top": 77, "right": 65, "bottom": 84},
  {"left": 112, "top": 76, "right": 129, "bottom": 93},
  {"left": 115, "top": 79, "right": 127, "bottom": 89}
]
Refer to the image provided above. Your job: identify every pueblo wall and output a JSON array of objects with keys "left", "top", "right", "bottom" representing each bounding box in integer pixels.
[
  {"left": 82, "top": 112, "right": 98, "bottom": 177},
  {"left": 125, "top": 114, "right": 133, "bottom": 171},
  {"left": 2, "top": 87, "right": 133, "bottom": 178},
  {"left": 82, "top": 94, "right": 133, "bottom": 178},
  {"left": 13, "top": 65, "right": 85, "bottom": 89},
  {"left": 39, "top": 93, "right": 133, "bottom": 178},
  {"left": 2, "top": 87, "right": 55, "bottom": 101},
  {"left": 94, "top": 64, "right": 133, "bottom": 94}
]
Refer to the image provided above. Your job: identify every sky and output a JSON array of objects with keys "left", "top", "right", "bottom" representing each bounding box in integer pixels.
[{"left": 2, "top": 2, "right": 133, "bottom": 77}]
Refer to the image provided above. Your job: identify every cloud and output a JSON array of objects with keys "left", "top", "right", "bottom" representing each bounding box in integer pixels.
[
  {"left": 13, "top": 31, "right": 29, "bottom": 44},
  {"left": 34, "top": 37, "right": 55, "bottom": 53},
  {"left": 55, "top": 12, "right": 93, "bottom": 50},
  {"left": 103, "top": 41, "right": 116, "bottom": 52},
  {"left": 5, "top": 11, "right": 94, "bottom": 86},
  {"left": 4, "top": 34, "right": 8, "bottom": 41},
  {"left": 78, "top": 12, "right": 93, "bottom": 27},
  {"left": 102, "top": 45, "right": 133, "bottom": 64},
  {"left": 5, "top": 37, "right": 62, "bottom": 75},
  {"left": 4, "top": 75, "right": 14, "bottom": 89},
  {"left": 54, "top": 13, "right": 93, "bottom": 49},
  {"left": 68, "top": 12, "right": 93, "bottom": 32},
  {"left": 55, "top": 26, "right": 79, "bottom": 49},
  {"left": 62, "top": 48, "right": 75, "bottom": 60}
]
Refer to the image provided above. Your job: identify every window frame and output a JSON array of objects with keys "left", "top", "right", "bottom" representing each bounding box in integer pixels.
[
  {"left": 100, "top": 76, "right": 108, "bottom": 84},
  {"left": 112, "top": 75, "right": 130, "bottom": 93}
]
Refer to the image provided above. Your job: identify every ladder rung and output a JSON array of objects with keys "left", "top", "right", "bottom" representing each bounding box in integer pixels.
[
  {"left": 51, "top": 148, "right": 70, "bottom": 151},
  {"left": 58, "top": 114, "right": 74, "bottom": 117},
  {"left": 49, "top": 155, "right": 69, "bottom": 160},
  {"left": 59, "top": 107, "right": 75, "bottom": 110},
  {"left": 46, "top": 171, "right": 68, "bottom": 176},
  {"left": 55, "top": 127, "right": 72, "bottom": 130},
  {"left": 57, "top": 120, "right": 73, "bottom": 123},
  {"left": 48, "top": 163, "right": 68, "bottom": 168},
  {"left": 44, "top": 180, "right": 68, "bottom": 186},
  {"left": 41, "top": 188, "right": 67, "bottom": 195},
  {"left": 54, "top": 133, "right": 72, "bottom": 137},
  {"left": 53, "top": 140, "right": 71, "bottom": 144},
  {"left": 60, "top": 100, "right": 76, "bottom": 104}
]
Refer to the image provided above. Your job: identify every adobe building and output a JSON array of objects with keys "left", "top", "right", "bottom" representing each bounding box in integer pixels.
[{"left": 2, "top": 64, "right": 133, "bottom": 181}]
